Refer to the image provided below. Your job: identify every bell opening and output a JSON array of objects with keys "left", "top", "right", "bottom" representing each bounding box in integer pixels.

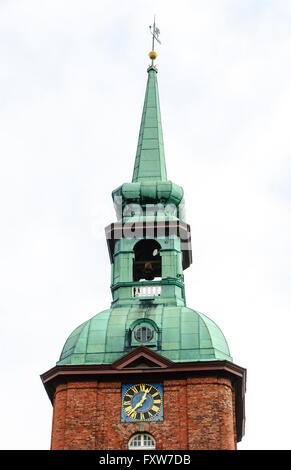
[{"left": 133, "top": 239, "right": 161, "bottom": 282}]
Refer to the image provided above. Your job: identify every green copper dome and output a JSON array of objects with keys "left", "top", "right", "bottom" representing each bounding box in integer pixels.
[{"left": 57, "top": 306, "right": 232, "bottom": 365}]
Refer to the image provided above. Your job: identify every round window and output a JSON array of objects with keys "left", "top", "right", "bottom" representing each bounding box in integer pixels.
[{"left": 134, "top": 326, "right": 154, "bottom": 343}]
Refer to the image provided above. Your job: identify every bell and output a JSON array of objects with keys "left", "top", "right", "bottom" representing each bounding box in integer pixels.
[{"left": 143, "top": 262, "right": 154, "bottom": 280}]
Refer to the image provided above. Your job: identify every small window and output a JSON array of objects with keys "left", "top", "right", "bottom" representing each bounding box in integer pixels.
[
  {"left": 128, "top": 433, "right": 156, "bottom": 450},
  {"left": 128, "top": 320, "right": 160, "bottom": 350},
  {"left": 134, "top": 326, "right": 154, "bottom": 343}
]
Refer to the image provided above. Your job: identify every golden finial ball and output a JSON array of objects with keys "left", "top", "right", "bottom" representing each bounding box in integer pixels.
[{"left": 149, "top": 50, "right": 157, "bottom": 60}]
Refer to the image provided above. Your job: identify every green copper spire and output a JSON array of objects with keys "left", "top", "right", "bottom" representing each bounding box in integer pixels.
[
  {"left": 132, "top": 66, "right": 167, "bottom": 182},
  {"left": 112, "top": 45, "right": 185, "bottom": 222}
]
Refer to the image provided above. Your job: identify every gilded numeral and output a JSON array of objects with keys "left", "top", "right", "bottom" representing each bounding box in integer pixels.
[
  {"left": 124, "top": 405, "right": 133, "bottom": 413},
  {"left": 151, "top": 405, "right": 160, "bottom": 412},
  {"left": 129, "top": 409, "right": 137, "bottom": 419},
  {"left": 153, "top": 399, "right": 161, "bottom": 404}
]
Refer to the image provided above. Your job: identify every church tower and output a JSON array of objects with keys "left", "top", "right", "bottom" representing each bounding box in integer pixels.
[{"left": 41, "top": 30, "right": 246, "bottom": 451}]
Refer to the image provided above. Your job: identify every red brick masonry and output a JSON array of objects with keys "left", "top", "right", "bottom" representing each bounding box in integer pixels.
[{"left": 41, "top": 347, "right": 246, "bottom": 450}]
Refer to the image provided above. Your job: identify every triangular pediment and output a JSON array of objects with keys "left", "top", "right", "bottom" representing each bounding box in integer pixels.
[{"left": 112, "top": 346, "right": 174, "bottom": 370}]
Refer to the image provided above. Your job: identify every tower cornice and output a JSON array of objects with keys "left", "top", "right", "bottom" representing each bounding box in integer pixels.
[
  {"left": 41, "top": 356, "right": 246, "bottom": 442},
  {"left": 105, "top": 219, "right": 192, "bottom": 269}
]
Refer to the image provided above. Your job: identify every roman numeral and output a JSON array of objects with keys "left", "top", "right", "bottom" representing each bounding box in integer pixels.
[
  {"left": 151, "top": 405, "right": 160, "bottom": 412},
  {"left": 129, "top": 409, "right": 137, "bottom": 419}
]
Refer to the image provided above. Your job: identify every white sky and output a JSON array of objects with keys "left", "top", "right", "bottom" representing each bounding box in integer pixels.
[{"left": 0, "top": 0, "right": 290, "bottom": 450}]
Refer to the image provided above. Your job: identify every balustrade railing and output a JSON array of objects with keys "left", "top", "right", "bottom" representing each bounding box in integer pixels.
[{"left": 132, "top": 285, "right": 162, "bottom": 297}]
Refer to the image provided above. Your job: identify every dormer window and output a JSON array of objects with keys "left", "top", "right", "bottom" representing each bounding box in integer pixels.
[
  {"left": 133, "top": 239, "right": 161, "bottom": 282},
  {"left": 127, "top": 319, "right": 160, "bottom": 350}
]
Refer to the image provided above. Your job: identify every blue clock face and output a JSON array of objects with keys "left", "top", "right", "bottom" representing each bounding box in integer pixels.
[{"left": 121, "top": 383, "right": 163, "bottom": 422}]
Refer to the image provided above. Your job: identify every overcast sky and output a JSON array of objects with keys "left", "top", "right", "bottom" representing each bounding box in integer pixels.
[{"left": 1, "top": 0, "right": 291, "bottom": 450}]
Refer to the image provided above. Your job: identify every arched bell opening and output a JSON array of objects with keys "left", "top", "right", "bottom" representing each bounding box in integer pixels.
[{"left": 133, "top": 239, "right": 161, "bottom": 282}]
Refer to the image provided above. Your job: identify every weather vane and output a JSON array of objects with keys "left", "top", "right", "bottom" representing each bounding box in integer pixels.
[
  {"left": 148, "top": 16, "right": 161, "bottom": 65},
  {"left": 149, "top": 16, "right": 161, "bottom": 49}
]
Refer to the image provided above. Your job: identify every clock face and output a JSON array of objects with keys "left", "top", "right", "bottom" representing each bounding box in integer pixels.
[{"left": 121, "top": 383, "right": 163, "bottom": 422}]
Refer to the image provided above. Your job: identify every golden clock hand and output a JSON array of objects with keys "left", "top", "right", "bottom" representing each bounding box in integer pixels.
[
  {"left": 132, "top": 389, "right": 149, "bottom": 412},
  {"left": 132, "top": 399, "right": 143, "bottom": 412},
  {"left": 139, "top": 390, "right": 147, "bottom": 404}
]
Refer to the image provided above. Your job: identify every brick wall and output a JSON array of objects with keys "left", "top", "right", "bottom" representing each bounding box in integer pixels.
[{"left": 50, "top": 374, "right": 236, "bottom": 450}]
